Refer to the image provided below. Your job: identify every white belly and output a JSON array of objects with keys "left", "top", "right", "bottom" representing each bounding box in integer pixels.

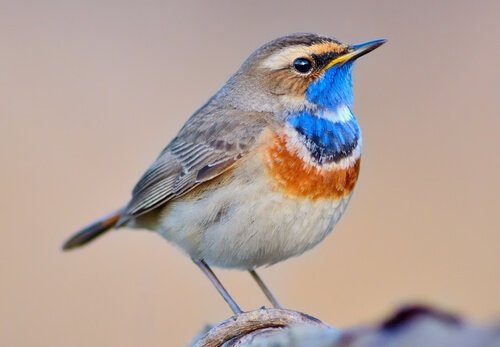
[{"left": 152, "top": 166, "right": 352, "bottom": 270}]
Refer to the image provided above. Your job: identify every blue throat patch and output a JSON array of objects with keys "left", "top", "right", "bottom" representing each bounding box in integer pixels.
[
  {"left": 306, "top": 62, "right": 354, "bottom": 109},
  {"left": 287, "top": 62, "right": 359, "bottom": 164},
  {"left": 288, "top": 111, "right": 360, "bottom": 164}
]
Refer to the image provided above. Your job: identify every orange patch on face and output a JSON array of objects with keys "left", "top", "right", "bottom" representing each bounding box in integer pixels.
[
  {"left": 265, "top": 134, "right": 360, "bottom": 200},
  {"left": 309, "top": 42, "right": 348, "bottom": 55}
]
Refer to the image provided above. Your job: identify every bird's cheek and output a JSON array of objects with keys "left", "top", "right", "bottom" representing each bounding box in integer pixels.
[{"left": 264, "top": 71, "right": 309, "bottom": 97}]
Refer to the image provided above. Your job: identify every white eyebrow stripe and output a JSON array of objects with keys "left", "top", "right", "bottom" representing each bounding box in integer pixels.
[{"left": 260, "top": 45, "right": 312, "bottom": 70}]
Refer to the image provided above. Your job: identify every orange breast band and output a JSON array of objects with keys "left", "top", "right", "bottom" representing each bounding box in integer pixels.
[{"left": 265, "top": 134, "right": 360, "bottom": 200}]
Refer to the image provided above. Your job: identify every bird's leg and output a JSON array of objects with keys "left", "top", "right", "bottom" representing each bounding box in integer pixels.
[
  {"left": 249, "top": 269, "right": 282, "bottom": 309},
  {"left": 192, "top": 258, "right": 243, "bottom": 315}
]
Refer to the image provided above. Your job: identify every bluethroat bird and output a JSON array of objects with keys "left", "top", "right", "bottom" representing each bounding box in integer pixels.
[{"left": 63, "top": 33, "right": 386, "bottom": 314}]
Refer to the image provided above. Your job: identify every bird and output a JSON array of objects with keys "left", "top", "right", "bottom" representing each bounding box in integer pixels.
[{"left": 63, "top": 33, "right": 386, "bottom": 314}]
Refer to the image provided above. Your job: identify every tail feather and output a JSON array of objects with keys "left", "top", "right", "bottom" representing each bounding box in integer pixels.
[{"left": 62, "top": 208, "right": 124, "bottom": 251}]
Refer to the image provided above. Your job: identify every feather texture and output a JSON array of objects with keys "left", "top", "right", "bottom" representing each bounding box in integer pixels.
[{"left": 119, "top": 109, "right": 275, "bottom": 224}]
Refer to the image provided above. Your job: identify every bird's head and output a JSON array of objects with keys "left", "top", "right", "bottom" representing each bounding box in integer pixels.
[{"left": 218, "top": 33, "right": 385, "bottom": 114}]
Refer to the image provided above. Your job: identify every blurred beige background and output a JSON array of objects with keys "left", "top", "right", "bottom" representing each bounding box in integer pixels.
[{"left": 1, "top": 0, "right": 499, "bottom": 346}]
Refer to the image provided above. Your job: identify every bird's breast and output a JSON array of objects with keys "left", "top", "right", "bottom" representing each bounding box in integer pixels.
[{"left": 264, "top": 107, "right": 361, "bottom": 200}]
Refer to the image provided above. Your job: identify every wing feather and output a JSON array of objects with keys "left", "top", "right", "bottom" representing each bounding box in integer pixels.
[{"left": 119, "top": 109, "right": 274, "bottom": 224}]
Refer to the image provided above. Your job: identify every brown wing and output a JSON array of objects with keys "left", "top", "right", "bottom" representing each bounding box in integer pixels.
[{"left": 119, "top": 108, "right": 274, "bottom": 224}]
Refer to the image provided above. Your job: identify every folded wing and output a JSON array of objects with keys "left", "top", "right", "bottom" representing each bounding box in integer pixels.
[{"left": 119, "top": 109, "right": 274, "bottom": 224}]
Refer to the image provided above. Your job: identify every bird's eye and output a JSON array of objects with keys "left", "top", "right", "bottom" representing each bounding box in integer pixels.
[{"left": 293, "top": 57, "right": 313, "bottom": 74}]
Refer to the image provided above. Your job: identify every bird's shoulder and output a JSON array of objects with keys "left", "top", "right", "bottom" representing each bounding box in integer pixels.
[{"left": 119, "top": 106, "right": 279, "bottom": 223}]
